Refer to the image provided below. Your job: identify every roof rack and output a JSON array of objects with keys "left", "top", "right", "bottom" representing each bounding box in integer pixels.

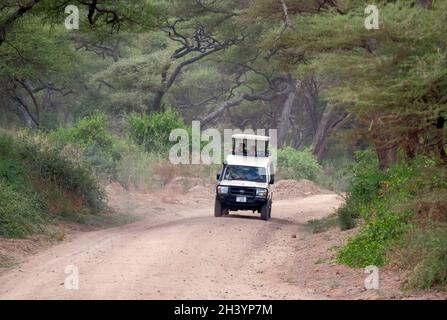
[{"left": 231, "top": 134, "right": 270, "bottom": 158}]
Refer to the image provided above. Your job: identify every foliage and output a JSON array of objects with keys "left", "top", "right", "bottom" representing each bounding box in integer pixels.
[
  {"left": 20, "top": 139, "right": 106, "bottom": 212},
  {"left": 48, "top": 113, "right": 120, "bottom": 179},
  {"left": 336, "top": 150, "right": 384, "bottom": 229},
  {"left": 401, "top": 225, "right": 447, "bottom": 290},
  {"left": 0, "top": 129, "right": 106, "bottom": 238},
  {"left": 284, "top": 1, "right": 447, "bottom": 161},
  {"left": 49, "top": 113, "right": 114, "bottom": 150},
  {"left": 336, "top": 153, "right": 444, "bottom": 270},
  {"left": 277, "top": 147, "right": 323, "bottom": 181},
  {"left": 127, "top": 111, "right": 190, "bottom": 154},
  {"left": 338, "top": 205, "right": 412, "bottom": 267},
  {"left": 0, "top": 179, "right": 47, "bottom": 238},
  {"left": 306, "top": 214, "right": 339, "bottom": 234},
  {"left": 337, "top": 203, "right": 357, "bottom": 231}
]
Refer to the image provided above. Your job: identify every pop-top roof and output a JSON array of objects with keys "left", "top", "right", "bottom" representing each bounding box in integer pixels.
[
  {"left": 225, "top": 155, "right": 271, "bottom": 168},
  {"left": 232, "top": 134, "right": 270, "bottom": 142}
]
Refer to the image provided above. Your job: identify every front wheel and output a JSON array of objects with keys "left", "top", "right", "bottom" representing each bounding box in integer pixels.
[
  {"left": 214, "top": 199, "right": 223, "bottom": 217},
  {"left": 261, "top": 200, "right": 271, "bottom": 221},
  {"left": 268, "top": 200, "right": 272, "bottom": 219}
]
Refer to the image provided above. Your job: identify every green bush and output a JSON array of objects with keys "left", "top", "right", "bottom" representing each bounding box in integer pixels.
[
  {"left": 47, "top": 113, "right": 175, "bottom": 191},
  {"left": 336, "top": 152, "right": 433, "bottom": 268},
  {"left": 335, "top": 150, "right": 384, "bottom": 229},
  {"left": 18, "top": 135, "right": 105, "bottom": 212},
  {"left": 337, "top": 153, "right": 447, "bottom": 291},
  {"left": 127, "top": 111, "right": 189, "bottom": 154},
  {"left": 48, "top": 113, "right": 114, "bottom": 150},
  {"left": 337, "top": 205, "right": 412, "bottom": 267},
  {"left": 0, "top": 180, "right": 47, "bottom": 238},
  {"left": 337, "top": 202, "right": 357, "bottom": 230},
  {"left": 345, "top": 150, "right": 385, "bottom": 207},
  {"left": 47, "top": 113, "right": 119, "bottom": 178},
  {"left": 402, "top": 225, "right": 447, "bottom": 290},
  {"left": 0, "top": 130, "right": 106, "bottom": 238},
  {"left": 277, "top": 147, "right": 322, "bottom": 181}
]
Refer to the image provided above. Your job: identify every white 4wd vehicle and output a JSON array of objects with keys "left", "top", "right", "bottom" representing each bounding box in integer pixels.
[{"left": 215, "top": 134, "right": 275, "bottom": 221}]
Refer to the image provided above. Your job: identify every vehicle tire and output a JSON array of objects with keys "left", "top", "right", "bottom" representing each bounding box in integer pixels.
[
  {"left": 261, "top": 201, "right": 270, "bottom": 221},
  {"left": 214, "top": 199, "right": 223, "bottom": 217},
  {"left": 268, "top": 200, "right": 272, "bottom": 219}
]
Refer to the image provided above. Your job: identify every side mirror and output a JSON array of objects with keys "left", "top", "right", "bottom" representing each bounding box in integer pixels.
[
  {"left": 269, "top": 175, "right": 275, "bottom": 184},
  {"left": 216, "top": 174, "right": 221, "bottom": 181}
]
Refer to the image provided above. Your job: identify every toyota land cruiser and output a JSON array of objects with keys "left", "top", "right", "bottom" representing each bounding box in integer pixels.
[{"left": 215, "top": 134, "right": 275, "bottom": 221}]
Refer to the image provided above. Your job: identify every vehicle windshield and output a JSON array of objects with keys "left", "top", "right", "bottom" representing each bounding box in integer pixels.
[{"left": 223, "top": 165, "right": 267, "bottom": 183}]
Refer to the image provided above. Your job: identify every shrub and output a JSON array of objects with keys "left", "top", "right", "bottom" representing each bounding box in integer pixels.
[
  {"left": 277, "top": 147, "right": 322, "bottom": 181},
  {"left": 48, "top": 113, "right": 114, "bottom": 151},
  {"left": 402, "top": 225, "right": 447, "bottom": 290},
  {"left": 337, "top": 205, "right": 412, "bottom": 267},
  {"left": 45, "top": 112, "right": 194, "bottom": 192},
  {"left": 337, "top": 202, "right": 357, "bottom": 230},
  {"left": 0, "top": 180, "right": 47, "bottom": 238},
  {"left": 127, "top": 111, "right": 189, "bottom": 154},
  {"left": 345, "top": 150, "right": 385, "bottom": 208},
  {"left": 335, "top": 150, "right": 384, "bottom": 229},
  {"left": 0, "top": 133, "right": 46, "bottom": 237},
  {"left": 336, "top": 152, "right": 435, "bottom": 268},
  {"left": 2, "top": 129, "right": 106, "bottom": 214},
  {"left": 47, "top": 113, "right": 119, "bottom": 178}
]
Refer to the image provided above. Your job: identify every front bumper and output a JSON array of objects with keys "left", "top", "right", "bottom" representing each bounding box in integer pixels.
[{"left": 216, "top": 194, "right": 268, "bottom": 210}]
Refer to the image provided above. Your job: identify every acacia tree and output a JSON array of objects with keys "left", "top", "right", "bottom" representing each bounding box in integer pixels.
[
  {"left": 270, "top": 0, "right": 447, "bottom": 167},
  {"left": 188, "top": 0, "right": 344, "bottom": 150},
  {"left": 87, "top": 0, "right": 345, "bottom": 152},
  {"left": 0, "top": 0, "right": 157, "bottom": 127},
  {"left": 0, "top": 0, "right": 156, "bottom": 46}
]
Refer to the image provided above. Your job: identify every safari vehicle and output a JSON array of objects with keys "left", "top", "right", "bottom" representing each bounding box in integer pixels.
[{"left": 215, "top": 134, "right": 275, "bottom": 221}]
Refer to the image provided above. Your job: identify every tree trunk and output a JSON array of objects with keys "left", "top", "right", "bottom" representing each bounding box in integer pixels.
[
  {"left": 277, "top": 89, "right": 296, "bottom": 148},
  {"left": 311, "top": 104, "right": 351, "bottom": 162},
  {"left": 373, "top": 136, "right": 398, "bottom": 171},
  {"left": 435, "top": 116, "right": 447, "bottom": 162},
  {"left": 418, "top": 0, "right": 433, "bottom": 8},
  {"left": 152, "top": 91, "right": 165, "bottom": 113},
  {"left": 403, "top": 132, "right": 419, "bottom": 160}
]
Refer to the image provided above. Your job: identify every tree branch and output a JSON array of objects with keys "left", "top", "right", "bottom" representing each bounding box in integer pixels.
[
  {"left": 0, "top": 0, "right": 40, "bottom": 47},
  {"left": 201, "top": 91, "right": 272, "bottom": 125}
]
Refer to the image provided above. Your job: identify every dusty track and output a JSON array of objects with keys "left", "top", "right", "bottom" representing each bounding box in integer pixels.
[{"left": 0, "top": 194, "right": 344, "bottom": 299}]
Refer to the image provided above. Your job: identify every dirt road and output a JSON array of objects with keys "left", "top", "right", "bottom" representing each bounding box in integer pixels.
[{"left": 0, "top": 193, "right": 345, "bottom": 300}]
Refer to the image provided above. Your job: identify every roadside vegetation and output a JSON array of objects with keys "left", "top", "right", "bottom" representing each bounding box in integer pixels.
[
  {"left": 336, "top": 152, "right": 447, "bottom": 290},
  {"left": 0, "top": 129, "right": 105, "bottom": 238}
]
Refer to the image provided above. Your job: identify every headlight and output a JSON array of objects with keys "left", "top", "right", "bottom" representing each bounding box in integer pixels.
[
  {"left": 217, "top": 186, "right": 229, "bottom": 194},
  {"left": 256, "top": 188, "right": 268, "bottom": 198}
]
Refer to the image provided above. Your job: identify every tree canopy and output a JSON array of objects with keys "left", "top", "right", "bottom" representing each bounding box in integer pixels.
[{"left": 0, "top": 0, "right": 445, "bottom": 165}]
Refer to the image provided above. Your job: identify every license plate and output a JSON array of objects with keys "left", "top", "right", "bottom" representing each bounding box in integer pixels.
[{"left": 236, "top": 196, "right": 247, "bottom": 203}]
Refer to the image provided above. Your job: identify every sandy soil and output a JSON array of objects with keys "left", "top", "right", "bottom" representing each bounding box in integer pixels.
[{"left": 0, "top": 182, "right": 445, "bottom": 300}]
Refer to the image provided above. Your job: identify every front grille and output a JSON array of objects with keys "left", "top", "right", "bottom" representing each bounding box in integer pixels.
[{"left": 229, "top": 187, "right": 256, "bottom": 197}]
